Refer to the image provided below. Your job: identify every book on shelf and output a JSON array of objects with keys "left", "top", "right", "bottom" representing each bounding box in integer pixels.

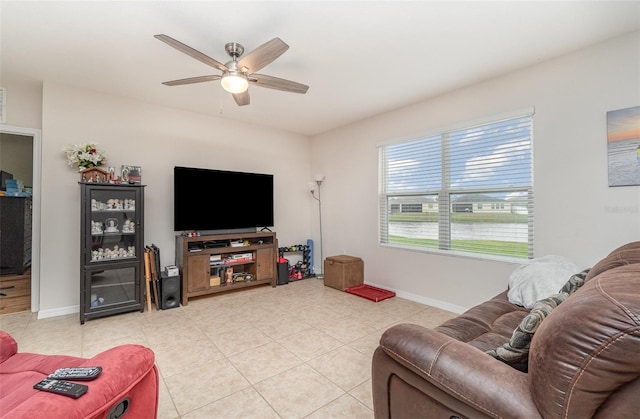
[
  {"left": 224, "top": 258, "right": 253, "bottom": 264},
  {"left": 224, "top": 253, "right": 253, "bottom": 263}
]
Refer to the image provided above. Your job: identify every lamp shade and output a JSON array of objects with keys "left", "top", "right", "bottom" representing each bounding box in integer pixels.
[{"left": 221, "top": 73, "right": 249, "bottom": 93}]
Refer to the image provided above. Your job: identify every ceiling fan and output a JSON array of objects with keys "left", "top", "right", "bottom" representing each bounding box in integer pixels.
[{"left": 154, "top": 34, "right": 309, "bottom": 106}]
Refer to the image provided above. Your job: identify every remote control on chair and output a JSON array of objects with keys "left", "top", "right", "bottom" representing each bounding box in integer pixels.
[
  {"left": 33, "top": 378, "right": 88, "bottom": 399},
  {"left": 48, "top": 366, "right": 102, "bottom": 381}
]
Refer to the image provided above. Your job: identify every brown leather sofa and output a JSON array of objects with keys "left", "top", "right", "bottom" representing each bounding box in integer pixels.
[{"left": 372, "top": 242, "right": 640, "bottom": 418}]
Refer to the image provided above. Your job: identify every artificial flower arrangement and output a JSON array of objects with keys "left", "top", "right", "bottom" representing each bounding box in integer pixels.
[{"left": 64, "top": 143, "right": 107, "bottom": 169}]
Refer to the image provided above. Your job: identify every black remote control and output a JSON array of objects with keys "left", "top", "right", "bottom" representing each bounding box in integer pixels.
[
  {"left": 33, "top": 378, "right": 88, "bottom": 399},
  {"left": 48, "top": 366, "right": 102, "bottom": 381}
]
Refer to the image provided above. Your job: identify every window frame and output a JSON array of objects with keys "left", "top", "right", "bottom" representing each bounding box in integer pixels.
[{"left": 378, "top": 109, "right": 535, "bottom": 262}]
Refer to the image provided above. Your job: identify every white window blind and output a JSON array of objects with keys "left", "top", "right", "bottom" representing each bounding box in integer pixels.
[{"left": 379, "top": 113, "right": 534, "bottom": 260}]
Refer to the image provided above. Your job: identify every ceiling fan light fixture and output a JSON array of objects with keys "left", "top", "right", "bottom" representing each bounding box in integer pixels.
[
  {"left": 221, "top": 72, "right": 249, "bottom": 93},
  {"left": 156, "top": 35, "right": 309, "bottom": 106}
]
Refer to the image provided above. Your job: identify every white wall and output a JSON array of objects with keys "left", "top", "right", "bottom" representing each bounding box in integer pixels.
[
  {"left": 0, "top": 78, "right": 43, "bottom": 129},
  {"left": 310, "top": 32, "right": 640, "bottom": 312},
  {"left": 38, "top": 82, "right": 312, "bottom": 316}
]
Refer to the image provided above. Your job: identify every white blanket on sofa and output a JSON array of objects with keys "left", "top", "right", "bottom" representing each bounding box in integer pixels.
[{"left": 507, "top": 255, "right": 583, "bottom": 309}]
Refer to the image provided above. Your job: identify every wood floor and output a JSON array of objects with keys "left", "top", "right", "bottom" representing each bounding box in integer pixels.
[{"left": 0, "top": 268, "right": 31, "bottom": 314}]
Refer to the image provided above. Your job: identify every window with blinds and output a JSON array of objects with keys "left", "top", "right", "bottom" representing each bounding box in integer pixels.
[{"left": 379, "top": 113, "right": 534, "bottom": 260}]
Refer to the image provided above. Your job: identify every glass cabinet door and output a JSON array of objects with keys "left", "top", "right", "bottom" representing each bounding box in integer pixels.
[
  {"left": 86, "top": 187, "right": 139, "bottom": 265},
  {"left": 86, "top": 265, "right": 139, "bottom": 312}
]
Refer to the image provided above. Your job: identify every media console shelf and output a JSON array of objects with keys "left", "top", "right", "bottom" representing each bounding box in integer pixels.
[{"left": 175, "top": 231, "right": 277, "bottom": 305}]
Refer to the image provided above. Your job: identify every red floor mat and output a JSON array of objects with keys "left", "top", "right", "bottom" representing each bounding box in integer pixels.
[{"left": 345, "top": 284, "right": 396, "bottom": 302}]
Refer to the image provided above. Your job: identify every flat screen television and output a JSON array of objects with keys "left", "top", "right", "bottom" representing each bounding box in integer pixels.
[{"left": 173, "top": 166, "right": 274, "bottom": 232}]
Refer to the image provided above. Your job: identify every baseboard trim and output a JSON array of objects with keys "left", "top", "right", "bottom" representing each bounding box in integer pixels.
[
  {"left": 35, "top": 285, "right": 467, "bottom": 319},
  {"left": 37, "top": 305, "right": 79, "bottom": 319},
  {"left": 365, "top": 281, "right": 467, "bottom": 314}
]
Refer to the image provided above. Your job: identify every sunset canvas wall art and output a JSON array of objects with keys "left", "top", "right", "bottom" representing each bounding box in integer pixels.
[{"left": 607, "top": 105, "right": 640, "bottom": 187}]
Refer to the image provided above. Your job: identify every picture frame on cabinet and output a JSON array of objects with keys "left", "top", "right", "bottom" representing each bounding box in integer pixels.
[{"left": 121, "top": 165, "right": 142, "bottom": 184}]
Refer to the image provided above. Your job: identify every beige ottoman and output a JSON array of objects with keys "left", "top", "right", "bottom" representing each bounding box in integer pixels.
[{"left": 324, "top": 255, "right": 364, "bottom": 291}]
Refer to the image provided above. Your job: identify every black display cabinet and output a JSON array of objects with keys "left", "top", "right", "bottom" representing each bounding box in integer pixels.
[{"left": 80, "top": 183, "right": 145, "bottom": 324}]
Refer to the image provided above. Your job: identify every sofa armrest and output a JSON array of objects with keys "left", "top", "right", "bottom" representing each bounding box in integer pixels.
[
  {"left": 0, "top": 331, "right": 18, "bottom": 364},
  {"left": 4, "top": 344, "right": 158, "bottom": 419},
  {"left": 377, "top": 323, "right": 541, "bottom": 418},
  {"left": 85, "top": 344, "right": 157, "bottom": 402}
]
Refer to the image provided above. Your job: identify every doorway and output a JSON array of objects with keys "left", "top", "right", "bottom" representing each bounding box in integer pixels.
[{"left": 0, "top": 125, "right": 41, "bottom": 313}]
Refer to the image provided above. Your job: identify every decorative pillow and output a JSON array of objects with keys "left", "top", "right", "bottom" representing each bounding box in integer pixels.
[
  {"left": 507, "top": 255, "right": 582, "bottom": 309},
  {"left": 486, "top": 269, "right": 589, "bottom": 371}
]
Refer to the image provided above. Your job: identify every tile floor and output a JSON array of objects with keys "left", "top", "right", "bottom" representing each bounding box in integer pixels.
[{"left": 0, "top": 279, "right": 456, "bottom": 418}]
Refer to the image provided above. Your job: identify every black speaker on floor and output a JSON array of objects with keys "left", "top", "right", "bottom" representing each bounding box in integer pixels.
[
  {"left": 160, "top": 273, "right": 180, "bottom": 310},
  {"left": 277, "top": 262, "right": 289, "bottom": 285}
]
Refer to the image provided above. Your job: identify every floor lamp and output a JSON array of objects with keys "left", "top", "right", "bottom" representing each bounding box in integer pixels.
[{"left": 309, "top": 175, "right": 324, "bottom": 279}]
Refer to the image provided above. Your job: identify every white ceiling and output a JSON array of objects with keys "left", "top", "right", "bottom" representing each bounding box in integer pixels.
[{"left": 1, "top": 1, "right": 639, "bottom": 136}]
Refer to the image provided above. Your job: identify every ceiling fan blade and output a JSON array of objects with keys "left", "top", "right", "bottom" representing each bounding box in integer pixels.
[
  {"left": 154, "top": 34, "right": 228, "bottom": 72},
  {"left": 237, "top": 38, "right": 289, "bottom": 73},
  {"left": 233, "top": 90, "right": 250, "bottom": 106},
  {"left": 162, "top": 75, "right": 221, "bottom": 86},
  {"left": 249, "top": 73, "right": 309, "bottom": 94}
]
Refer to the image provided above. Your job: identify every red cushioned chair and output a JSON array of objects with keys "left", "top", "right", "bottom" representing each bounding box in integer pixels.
[{"left": 0, "top": 331, "right": 158, "bottom": 418}]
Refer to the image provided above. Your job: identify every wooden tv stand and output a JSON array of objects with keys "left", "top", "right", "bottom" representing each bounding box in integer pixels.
[{"left": 175, "top": 231, "right": 278, "bottom": 305}]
